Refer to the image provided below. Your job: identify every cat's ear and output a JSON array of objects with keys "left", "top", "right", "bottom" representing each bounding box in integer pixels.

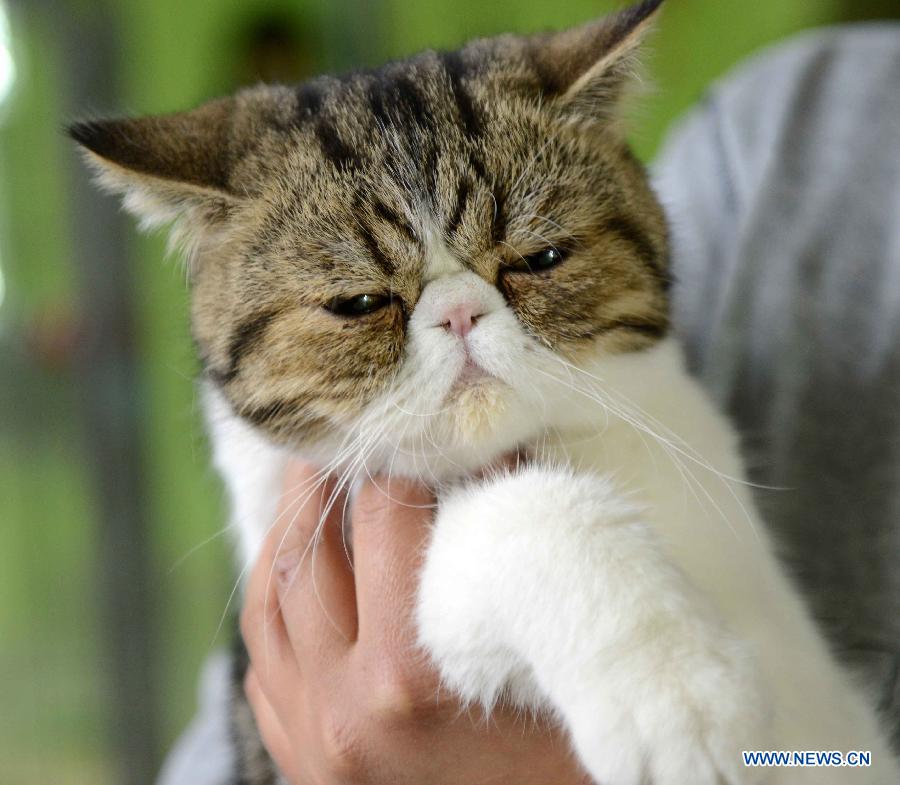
[
  {"left": 533, "top": 0, "right": 662, "bottom": 122},
  {"left": 69, "top": 97, "right": 245, "bottom": 234}
]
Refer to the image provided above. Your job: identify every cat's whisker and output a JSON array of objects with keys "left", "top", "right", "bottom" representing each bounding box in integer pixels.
[
  {"left": 251, "top": 423, "right": 382, "bottom": 652},
  {"left": 556, "top": 355, "right": 783, "bottom": 491},
  {"left": 168, "top": 522, "right": 235, "bottom": 574},
  {"left": 258, "top": 467, "right": 351, "bottom": 652},
  {"left": 390, "top": 399, "right": 454, "bottom": 419},
  {"left": 421, "top": 419, "right": 466, "bottom": 477},
  {"left": 534, "top": 364, "right": 706, "bottom": 499},
  {"left": 523, "top": 212, "right": 569, "bottom": 235},
  {"left": 293, "top": 411, "right": 400, "bottom": 626},
  {"left": 533, "top": 363, "right": 748, "bottom": 542},
  {"left": 210, "top": 461, "right": 341, "bottom": 649},
  {"left": 384, "top": 407, "right": 413, "bottom": 491},
  {"left": 556, "top": 356, "right": 660, "bottom": 473},
  {"left": 498, "top": 240, "right": 529, "bottom": 265},
  {"left": 544, "top": 352, "right": 724, "bottom": 472},
  {"left": 518, "top": 226, "right": 561, "bottom": 252},
  {"left": 551, "top": 357, "right": 764, "bottom": 539},
  {"left": 507, "top": 130, "right": 562, "bottom": 205},
  {"left": 355, "top": 411, "right": 439, "bottom": 509},
  {"left": 227, "top": 475, "right": 340, "bottom": 663}
]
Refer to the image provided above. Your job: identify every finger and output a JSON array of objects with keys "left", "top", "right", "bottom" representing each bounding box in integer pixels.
[
  {"left": 241, "top": 461, "right": 340, "bottom": 676},
  {"left": 244, "top": 667, "right": 303, "bottom": 784},
  {"left": 275, "top": 462, "right": 358, "bottom": 653},
  {"left": 351, "top": 475, "right": 435, "bottom": 643}
]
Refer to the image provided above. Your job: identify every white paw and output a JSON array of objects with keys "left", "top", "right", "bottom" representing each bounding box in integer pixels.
[
  {"left": 415, "top": 466, "right": 581, "bottom": 709},
  {"left": 415, "top": 511, "right": 521, "bottom": 708},
  {"left": 417, "top": 466, "right": 772, "bottom": 784},
  {"left": 568, "top": 637, "right": 771, "bottom": 785}
]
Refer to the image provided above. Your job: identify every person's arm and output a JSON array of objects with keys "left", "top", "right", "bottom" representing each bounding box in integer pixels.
[{"left": 241, "top": 461, "right": 592, "bottom": 785}]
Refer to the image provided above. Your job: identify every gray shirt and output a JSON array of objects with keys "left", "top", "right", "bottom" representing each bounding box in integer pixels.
[
  {"left": 654, "top": 23, "right": 900, "bottom": 749},
  {"left": 158, "top": 24, "right": 900, "bottom": 784}
]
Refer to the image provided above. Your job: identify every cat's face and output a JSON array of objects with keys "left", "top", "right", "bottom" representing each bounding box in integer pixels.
[{"left": 72, "top": 1, "right": 669, "bottom": 475}]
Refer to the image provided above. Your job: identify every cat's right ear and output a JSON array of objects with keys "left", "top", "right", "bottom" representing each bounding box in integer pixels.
[
  {"left": 69, "top": 97, "right": 245, "bottom": 236},
  {"left": 532, "top": 0, "right": 663, "bottom": 124}
]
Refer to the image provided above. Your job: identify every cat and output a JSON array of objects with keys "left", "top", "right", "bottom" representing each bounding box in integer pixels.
[{"left": 71, "top": 1, "right": 899, "bottom": 782}]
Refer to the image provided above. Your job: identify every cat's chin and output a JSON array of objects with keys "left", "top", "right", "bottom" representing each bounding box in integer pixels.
[
  {"left": 446, "top": 374, "right": 509, "bottom": 445},
  {"left": 376, "top": 400, "right": 541, "bottom": 483}
]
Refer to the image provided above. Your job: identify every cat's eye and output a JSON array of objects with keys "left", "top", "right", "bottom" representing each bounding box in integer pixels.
[
  {"left": 518, "top": 247, "right": 567, "bottom": 273},
  {"left": 326, "top": 293, "right": 391, "bottom": 317}
]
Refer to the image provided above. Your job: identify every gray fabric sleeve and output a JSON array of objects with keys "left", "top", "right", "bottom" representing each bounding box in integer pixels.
[
  {"left": 155, "top": 651, "right": 236, "bottom": 785},
  {"left": 654, "top": 24, "right": 900, "bottom": 748}
]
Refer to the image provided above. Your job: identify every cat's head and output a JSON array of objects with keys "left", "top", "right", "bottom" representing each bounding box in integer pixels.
[{"left": 71, "top": 0, "right": 669, "bottom": 476}]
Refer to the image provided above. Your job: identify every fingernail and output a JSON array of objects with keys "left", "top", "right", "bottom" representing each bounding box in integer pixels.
[{"left": 274, "top": 549, "right": 301, "bottom": 589}]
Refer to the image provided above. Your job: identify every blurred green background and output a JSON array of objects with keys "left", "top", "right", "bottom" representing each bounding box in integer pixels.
[{"left": 1, "top": 1, "right": 897, "bottom": 784}]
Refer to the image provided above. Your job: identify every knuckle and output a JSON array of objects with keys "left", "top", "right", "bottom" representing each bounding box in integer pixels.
[
  {"left": 368, "top": 662, "right": 439, "bottom": 725},
  {"left": 239, "top": 603, "right": 258, "bottom": 649},
  {"left": 319, "top": 709, "right": 368, "bottom": 779},
  {"left": 351, "top": 484, "right": 391, "bottom": 524}
]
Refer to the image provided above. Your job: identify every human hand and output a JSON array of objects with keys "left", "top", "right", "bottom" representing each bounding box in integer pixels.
[{"left": 240, "top": 460, "right": 592, "bottom": 785}]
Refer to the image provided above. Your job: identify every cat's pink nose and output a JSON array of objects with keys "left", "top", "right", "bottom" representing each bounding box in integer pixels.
[{"left": 440, "top": 302, "right": 484, "bottom": 338}]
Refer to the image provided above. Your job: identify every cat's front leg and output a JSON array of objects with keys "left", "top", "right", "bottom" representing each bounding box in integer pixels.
[{"left": 417, "top": 466, "right": 771, "bottom": 785}]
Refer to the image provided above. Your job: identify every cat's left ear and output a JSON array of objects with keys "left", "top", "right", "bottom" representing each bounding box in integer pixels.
[
  {"left": 69, "top": 86, "right": 295, "bottom": 245},
  {"left": 532, "top": 0, "right": 663, "bottom": 122},
  {"left": 69, "top": 96, "right": 244, "bottom": 235}
]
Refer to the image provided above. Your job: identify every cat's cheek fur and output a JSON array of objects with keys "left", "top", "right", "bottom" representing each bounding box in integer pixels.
[
  {"left": 416, "top": 466, "right": 771, "bottom": 785},
  {"left": 203, "top": 382, "right": 289, "bottom": 565}
]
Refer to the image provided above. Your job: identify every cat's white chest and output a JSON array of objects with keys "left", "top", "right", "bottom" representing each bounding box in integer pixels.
[{"left": 209, "top": 342, "right": 899, "bottom": 785}]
